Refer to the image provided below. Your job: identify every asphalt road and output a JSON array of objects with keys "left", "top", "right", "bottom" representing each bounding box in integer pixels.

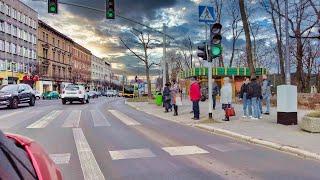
[{"left": 1, "top": 97, "right": 320, "bottom": 180}]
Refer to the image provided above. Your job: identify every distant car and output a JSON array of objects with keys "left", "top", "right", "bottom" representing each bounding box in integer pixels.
[
  {"left": 1, "top": 130, "right": 62, "bottom": 180},
  {"left": 96, "top": 91, "right": 102, "bottom": 96},
  {"left": 106, "top": 90, "right": 114, "bottom": 97},
  {"left": 88, "top": 91, "right": 98, "bottom": 99},
  {"left": 61, "top": 84, "right": 89, "bottom": 104},
  {"left": 0, "top": 84, "right": 36, "bottom": 109},
  {"left": 34, "top": 90, "right": 42, "bottom": 100},
  {"left": 42, "top": 91, "right": 60, "bottom": 100},
  {"left": 113, "top": 90, "right": 119, "bottom": 97},
  {"left": 101, "top": 91, "right": 107, "bottom": 96}
]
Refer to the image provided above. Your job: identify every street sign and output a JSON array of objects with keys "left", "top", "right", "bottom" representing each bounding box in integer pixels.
[{"left": 199, "top": 6, "right": 215, "bottom": 23}]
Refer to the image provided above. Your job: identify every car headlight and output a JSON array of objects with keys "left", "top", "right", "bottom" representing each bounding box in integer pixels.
[{"left": 1, "top": 94, "right": 12, "bottom": 98}]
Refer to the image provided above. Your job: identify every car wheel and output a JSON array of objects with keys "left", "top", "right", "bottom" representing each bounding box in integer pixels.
[
  {"left": 29, "top": 96, "right": 35, "bottom": 106},
  {"left": 10, "top": 97, "right": 19, "bottom": 109},
  {"left": 62, "top": 99, "right": 66, "bottom": 105}
]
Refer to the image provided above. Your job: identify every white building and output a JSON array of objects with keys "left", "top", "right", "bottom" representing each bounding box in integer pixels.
[{"left": 90, "top": 55, "right": 112, "bottom": 90}]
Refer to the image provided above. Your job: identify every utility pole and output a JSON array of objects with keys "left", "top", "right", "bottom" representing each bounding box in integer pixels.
[
  {"left": 162, "top": 23, "right": 166, "bottom": 88},
  {"left": 285, "top": 0, "right": 290, "bottom": 85}
]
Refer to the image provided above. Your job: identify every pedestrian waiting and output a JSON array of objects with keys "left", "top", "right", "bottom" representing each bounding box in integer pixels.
[
  {"left": 261, "top": 75, "right": 271, "bottom": 115},
  {"left": 163, "top": 82, "right": 172, "bottom": 113},
  {"left": 239, "top": 77, "right": 252, "bottom": 118},
  {"left": 220, "top": 77, "right": 233, "bottom": 121},
  {"left": 248, "top": 76, "right": 262, "bottom": 120},
  {"left": 170, "top": 80, "right": 181, "bottom": 116},
  {"left": 212, "top": 79, "right": 219, "bottom": 110},
  {"left": 189, "top": 77, "right": 201, "bottom": 120}
]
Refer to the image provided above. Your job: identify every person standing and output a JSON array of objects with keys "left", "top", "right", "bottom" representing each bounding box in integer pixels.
[
  {"left": 248, "top": 77, "right": 262, "bottom": 119},
  {"left": 163, "top": 82, "right": 171, "bottom": 113},
  {"left": 262, "top": 75, "right": 271, "bottom": 115},
  {"left": 239, "top": 77, "right": 252, "bottom": 118},
  {"left": 220, "top": 77, "right": 233, "bottom": 121},
  {"left": 212, "top": 79, "right": 219, "bottom": 110},
  {"left": 189, "top": 77, "right": 201, "bottom": 120},
  {"left": 171, "top": 80, "right": 180, "bottom": 116}
]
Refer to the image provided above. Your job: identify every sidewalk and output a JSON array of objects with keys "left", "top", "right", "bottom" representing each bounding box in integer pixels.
[{"left": 126, "top": 99, "right": 320, "bottom": 160}]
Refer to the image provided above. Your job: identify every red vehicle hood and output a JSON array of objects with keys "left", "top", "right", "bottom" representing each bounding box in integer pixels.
[{"left": 6, "top": 133, "right": 62, "bottom": 180}]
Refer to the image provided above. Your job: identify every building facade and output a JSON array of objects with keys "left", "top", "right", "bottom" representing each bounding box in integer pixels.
[
  {"left": 90, "top": 55, "right": 112, "bottom": 90},
  {"left": 72, "top": 42, "right": 91, "bottom": 86},
  {"left": 36, "top": 20, "right": 73, "bottom": 93},
  {"left": 0, "top": 0, "right": 38, "bottom": 85}
]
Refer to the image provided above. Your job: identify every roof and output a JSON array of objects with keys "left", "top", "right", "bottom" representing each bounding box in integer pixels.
[{"left": 38, "top": 20, "right": 74, "bottom": 43}]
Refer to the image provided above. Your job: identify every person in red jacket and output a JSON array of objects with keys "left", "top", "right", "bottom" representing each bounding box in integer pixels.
[{"left": 189, "top": 77, "right": 201, "bottom": 120}]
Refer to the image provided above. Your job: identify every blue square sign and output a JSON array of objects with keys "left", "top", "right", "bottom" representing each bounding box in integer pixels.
[{"left": 199, "top": 6, "right": 215, "bottom": 23}]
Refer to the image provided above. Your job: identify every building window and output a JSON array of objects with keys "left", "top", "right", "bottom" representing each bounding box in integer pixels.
[
  {"left": 0, "top": 20, "right": 4, "bottom": 32},
  {"left": 53, "top": 37, "right": 55, "bottom": 45},
  {"left": 58, "top": 40, "right": 60, "bottom": 48},
  {"left": 0, "top": 40, "right": 4, "bottom": 51},
  {"left": 6, "top": 61, "right": 12, "bottom": 71},
  {"left": 20, "top": 29, "right": 23, "bottom": 39},
  {"left": 17, "top": 28, "right": 20, "bottom": 38},
  {"left": 29, "top": 33, "right": 32, "bottom": 42},
  {"left": 12, "top": 8, "right": 16, "bottom": 19},
  {"left": 53, "top": 52, "right": 55, "bottom": 60},
  {"left": 19, "top": 46, "right": 23, "bottom": 56},
  {"left": 0, "top": 60, "right": 5, "bottom": 71},
  {"left": 17, "top": 45, "right": 20, "bottom": 56},
  {"left": 42, "top": 32, "right": 45, "bottom": 41},
  {"left": 18, "top": 63, "right": 23, "bottom": 72},
  {"left": 24, "top": 64, "right": 28, "bottom": 73},
  {"left": 12, "top": 25, "right": 17, "bottom": 37},
  {"left": 5, "top": 22, "right": 10, "bottom": 34},
  {"left": 11, "top": 43, "right": 16, "bottom": 54},
  {"left": 17, "top": 11, "right": 20, "bottom": 21},
  {"left": 5, "top": 41, "right": 10, "bottom": 53},
  {"left": 46, "top": 34, "right": 48, "bottom": 42},
  {"left": 0, "top": 1, "right": 4, "bottom": 14},
  {"left": 5, "top": 4, "right": 9, "bottom": 16},
  {"left": 29, "top": 49, "right": 32, "bottom": 59},
  {"left": 13, "top": 63, "right": 17, "bottom": 72}
]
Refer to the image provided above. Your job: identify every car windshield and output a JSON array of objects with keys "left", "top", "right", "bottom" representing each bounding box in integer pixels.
[
  {"left": 0, "top": 85, "right": 19, "bottom": 92},
  {"left": 66, "top": 85, "right": 79, "bottom": 91}
]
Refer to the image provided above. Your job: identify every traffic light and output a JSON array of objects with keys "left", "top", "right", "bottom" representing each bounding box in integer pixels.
[
  {"left": 106, "top": 0, "right": 115, "bottom": 19},
  {"left": 48, "top": 0, "right": 58, "bottom": 14},
  {"left": 210, "top": 23, "right": 223, "bottom": 59},
  {"left": 197, "top": 42, "right": 208, "bottom": 60}
]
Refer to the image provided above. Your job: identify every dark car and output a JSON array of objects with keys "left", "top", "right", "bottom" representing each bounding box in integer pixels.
[{"left": 0, "top": 84, "right": 36, "bottom": 109}]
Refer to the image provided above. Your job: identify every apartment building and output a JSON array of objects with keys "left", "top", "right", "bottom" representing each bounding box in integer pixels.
[
  {"left": 36, "top": 20, "right": 73, "bottom": 93},
  {"left": 0, "top": 0, "right": 37, "bottom": 85}
]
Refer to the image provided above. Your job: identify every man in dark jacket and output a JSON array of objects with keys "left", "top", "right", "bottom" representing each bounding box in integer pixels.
[
  {"left": 248, "top": 76, "right": 262, "bottom": 119},
  {"left": 212, "top": 79, "right": 219, "bottom": 110},
  {"left": 163, "top": 82, "right": 171, "bottom": 112},
  {"left": 239, "top": 77, "right": 252, "bottom": 118}
]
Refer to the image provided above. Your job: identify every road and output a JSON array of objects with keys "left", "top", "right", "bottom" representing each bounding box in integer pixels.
[{"left": 1, "top": 97, "right": 320, "bottom": 180}]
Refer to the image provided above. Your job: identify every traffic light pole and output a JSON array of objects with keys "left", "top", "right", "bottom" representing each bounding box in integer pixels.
[{"left": 206, "top": 23, "right": 213, "bottom": 119}]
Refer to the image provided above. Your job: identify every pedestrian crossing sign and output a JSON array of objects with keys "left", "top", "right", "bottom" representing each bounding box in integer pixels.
[{"left": 199, "top": 5, "right": 215, "bottom": 23}]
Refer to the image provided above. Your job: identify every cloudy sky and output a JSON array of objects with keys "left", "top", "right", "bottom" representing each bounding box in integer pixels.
[{"left": 22, "top": 0, "right": 319, "bottom": 76}]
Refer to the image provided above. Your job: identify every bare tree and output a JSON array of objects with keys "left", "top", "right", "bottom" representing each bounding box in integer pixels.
[
  {"left": 239, "top": 0, "right": 255, "bottom": 77},
  {"left": 226, "top": 0, "right": 243, "bottom": 67},
  {"left": 120, "top": 30, "right": 157, "bottom": 97}
]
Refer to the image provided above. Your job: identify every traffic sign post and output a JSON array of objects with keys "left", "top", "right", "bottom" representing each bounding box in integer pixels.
[{"left": 199, "top": 6, "right": 215, "bottom": 23}]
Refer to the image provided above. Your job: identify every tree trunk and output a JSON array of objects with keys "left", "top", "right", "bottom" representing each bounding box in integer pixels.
[
  {"left": 229, "top": 39, "right": 236, "bottom": 67},
  {"left": 145, "top": 63, "right": 152, "bottom": 98},
  {"left": 239, "top": 0, "right": 255, "bottom": 78},
  {"left": 296, "top": 33, "right": 304, "bottom": 92}
]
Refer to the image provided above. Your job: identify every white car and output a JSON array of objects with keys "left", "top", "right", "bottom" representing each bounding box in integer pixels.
[
  {"left": 61, "top": 84, "right": 89, "bottom": 104},
  {"left": 106, "top": 90, "right": 114, "bottom": 97}
]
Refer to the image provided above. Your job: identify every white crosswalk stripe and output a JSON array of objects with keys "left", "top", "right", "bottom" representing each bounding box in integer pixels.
[
  {"left": 109, "top": 148, "right": 156, "bottom": 160},
  {"left": 109, "top": 110, "right": 141, "bottom": 126},
  {"left": 62, "top": 110, "right": 82, "bottom": 128},
  {"left": 0, "top": 110, "right": 24, "bottom": 120},
  {"left": 162, "top": 146, "right": 209, "bottom": 156},
  {"left": 73, "top": 128, "right": 105, "bottom": 180},
  {"left": 27, "top": 110, "right": 63, "bottom": 128},
  {"left": 90, "top": 110, "right": 111, "bottom": 127},
  {"left": 49, "top": 153, "right": 71, "bottom": 164}
]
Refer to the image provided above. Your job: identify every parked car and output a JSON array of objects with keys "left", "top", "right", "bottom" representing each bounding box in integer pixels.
[
  {"left": 106, "top": 90, "right": 114, "bottom": 97},
  {"left": 0, "top": 130, "right": 62, "bottom": 180},
  {"left": 34, "top": 90, "right": 42, "bottom": 100},
  {"left": 96, "top": 91, "right": 102, "bottom": 96},
  {"left": 42, "top": 91, "right": 60, "bottom": 100},
  {"left": 101, "top": 91, "right": 107, "bottom": 96},
  {"left": 61, "top": 84, "right": 89, "bottom": 104},
  {"left": 0, "top": 84, "right": 36, "bottom": 109},
  {"left": 113, "top": 90, "right": 119, "bottom": 97},
  {"left": 88, "top": 91, "right": 98, "bottom": 99}
]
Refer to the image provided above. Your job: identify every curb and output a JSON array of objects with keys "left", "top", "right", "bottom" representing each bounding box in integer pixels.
[{"left": 126, "top": 101, "right": 320, "bottom": 161}]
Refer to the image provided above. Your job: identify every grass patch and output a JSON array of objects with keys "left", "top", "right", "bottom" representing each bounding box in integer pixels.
[
  {"left": 307, "top": 111, "right": 320, "bottom": 118},
  {"left": 126, "top": 96, "right": 151, "bottom": 102}
]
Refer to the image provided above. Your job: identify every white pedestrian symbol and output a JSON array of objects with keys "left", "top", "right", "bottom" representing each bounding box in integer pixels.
[{"left": 200, "top": 7, "right": 213, "bottom": 21}]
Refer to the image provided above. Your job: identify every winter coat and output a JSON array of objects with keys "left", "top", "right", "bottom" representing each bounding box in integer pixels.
[
  {"left": 220, "top": 83, "right": 232, "bottom": 104},
  {"left": 163, "top": 87, "right": 171, "bottom": 102},
  {"left": 239, "top": 83, "right": 250, "bottom": 99},
  {"left": 262, "top": 79, "right": 271, "bottom": 97},
  {"left": 248, "top": 81, "right": 262, "bottom": 98},
  {"left": 212, "top": 83, "right": 219, "bottom": 97},
  {"left": 170, "top": 83, "right": 179, "bottom": 104},
  {"left": 189, "top": 81, "right": 201, "bottom": 101}
]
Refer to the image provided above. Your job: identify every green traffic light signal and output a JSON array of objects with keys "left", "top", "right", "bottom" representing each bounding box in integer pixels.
[
  {"left": 49, "top": 5, "right": 56, "bottom": 13},
  {"left": 48, "top": 0, "right": 58, "bottom": 14},
  {"left": 107, "top": 10, "right": 114, "bottom": 18},
  {"left": 211, "top": 45, "right": 222, "bottom": 58}
]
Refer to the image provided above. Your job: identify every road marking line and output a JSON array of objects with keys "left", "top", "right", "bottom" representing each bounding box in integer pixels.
[
  {"left": 49, "top": 153, "right": 71, "bottom": 164},
  {"left": 109, "top": 148, "right": 156, "bottom": 160},
  {"left": 162, "top": 146, "right": 209, "bottom": 156},
  {"left": 0, "top": 111, "right": 24, "bottom": 120},
  {"left": 207, "top": 143, "right": 251, "bottom": 152},
  {"left": 73, "top": 128, "right": 105, "bottom": 180},
  {"left": 90, "top": 110, "right": 111, "bottom": 127},
  {"left": 108, "top": 110, "right": 140, "bottom": 126},
  {"left": 62, "top": 110, "right": 82, "bottom": 128},
  {"left": 26, "top": 110, "right": 63, "bottom": 128}
]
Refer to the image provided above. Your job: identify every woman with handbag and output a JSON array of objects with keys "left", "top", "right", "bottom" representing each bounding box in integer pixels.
[
  {"left": 220, "top": 77, "right": 234, "bottom": 121},
  {"left": 170, "top": 80, "right": 181, "bottom": 116}
]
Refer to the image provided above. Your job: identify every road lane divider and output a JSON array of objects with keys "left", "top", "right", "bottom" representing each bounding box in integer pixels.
[
  {"left": 108, "top": 110, "right": 141, "bottom": 126},
  {"left": 27, "top": 110, "right": 63, "bottom": 128},
  {"left": 109, "top": 148, "right": 156, "bottom": 160},
  {"left": 73, "top": 128, "right": 105, "bottom": 180},
  {"left": 62, "top": 110, "right": 82, "bottom": 128},
  {"left": 49, "top": 153, "right": 71, "bottom": 165},
  {"left": 90, "top": 110, "right": 111, "bottom": 127}
]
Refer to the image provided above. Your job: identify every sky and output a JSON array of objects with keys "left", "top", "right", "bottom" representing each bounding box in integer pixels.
[{"left": 22, "top": 0, "right": 319, "bottom": 76}]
